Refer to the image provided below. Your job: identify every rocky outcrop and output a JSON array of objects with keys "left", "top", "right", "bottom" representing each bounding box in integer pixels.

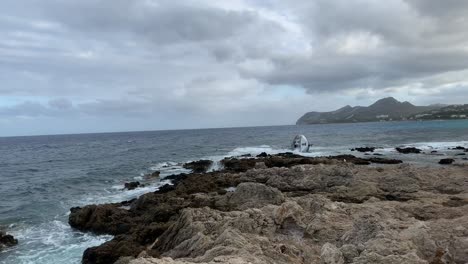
[
  {"left": 0, "top": 231, "right": 18, "bottom": 251},
  {"left": 69, "top": 154, "right": 468, "bottom": 264},
  {"left": 351, "top": 147, "right": 375, "bottom": 153}
]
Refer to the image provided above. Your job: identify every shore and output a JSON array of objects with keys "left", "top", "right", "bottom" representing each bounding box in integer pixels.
[{"left": 68, "top": 150, "right": 468, "bottom": 264}]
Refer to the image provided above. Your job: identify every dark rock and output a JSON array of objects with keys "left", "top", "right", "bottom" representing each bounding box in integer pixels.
[
  {"left": 69, "top": 204, "right": 133, "bottom": 235},
  {"left": 276, "top": 152, "right": 304, "bottom": 158},
  {"left": 256, "top": 152, "right": 269, "bottom": 158},
  {"left": 221, "top": 158, "right": 257, "bottom": 172},
  {"left": 124, "top": 181, "right": 140, "bottom": 190},
  {"left": 451, "top": 146, "right": 466, "bottom": 150},
  {"left": 146, "top": 171, "right": 160, "bottom": 179},
  {"left": 431, "top": 150, "right": 438, "bottom": 153},
  {"left": 183, "top": 160, "right": 213, "bottom": 173},
  {"left": 351, "top": 147, "right": 376, "bottom": 152},
  {"left": 0, "top": 231, "right": 18, "bottom": 251},
  {"left": 395, "top": 147, "right": 422, "bottom": 154},
  {"left": 455, "top": 153, "right": 466, "bottom": 156},
  {"left": 373, "top": 153, "right": 383, "bottom": 156},
  {"left": 439, "top": 158, "right": 455, "bottom": 165}
]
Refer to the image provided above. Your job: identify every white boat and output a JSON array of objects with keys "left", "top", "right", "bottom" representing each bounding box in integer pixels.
[{"left": 292, "top": 135, "right": 310, "bottom": 152}]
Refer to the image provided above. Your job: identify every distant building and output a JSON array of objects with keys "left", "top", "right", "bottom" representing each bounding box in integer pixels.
[{"left": 415, "top": 114, "right": 432, "bottom": 118}]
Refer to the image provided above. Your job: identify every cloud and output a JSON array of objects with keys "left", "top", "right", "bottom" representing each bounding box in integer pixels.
[{"left": 1, "top": 0, "right": 468, "bottom": 135}]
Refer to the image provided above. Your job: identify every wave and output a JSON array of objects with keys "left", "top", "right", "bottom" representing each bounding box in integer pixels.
[{"left": 0, "top": 220, "right": 111, "bottom": 264}]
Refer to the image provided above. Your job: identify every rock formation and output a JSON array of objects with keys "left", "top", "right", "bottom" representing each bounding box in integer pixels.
[{"left": 69, "top": 154, "right": 468, "bottom": 264}]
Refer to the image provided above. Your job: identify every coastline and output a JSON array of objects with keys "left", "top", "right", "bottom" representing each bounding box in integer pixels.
[{"left": 68, "top": 150, "right": 468, "bottom": 264}]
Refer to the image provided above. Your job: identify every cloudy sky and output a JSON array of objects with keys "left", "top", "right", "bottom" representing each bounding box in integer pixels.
[{"left": 1, "top": 0, "right": 468, "bottom": 136}]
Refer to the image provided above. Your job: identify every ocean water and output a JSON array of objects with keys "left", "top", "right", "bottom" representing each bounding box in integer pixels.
[{"left": 1, "top": 120, "right": 468, "bottom": 264}]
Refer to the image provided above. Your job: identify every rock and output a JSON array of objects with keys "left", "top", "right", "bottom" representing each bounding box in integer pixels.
[
  {"left": 451, "top": 146, "right": 466, "bottom": 150},
  {"left": 430, "top": 150, "right": 438, "bottom": 153},
  {"left": 395, "top": 147, "right": 422, "bottom": 154},
  {"left": 146, "top": 171, "right": 160, "bottom": 179},
  {"left": 256, "top": 152, "right": 269, "bottom": 158},
  {"left": 221, "top": 158, "right": 257, "bottom": 172},
  {"left": 69, "top": 154, "right": 468, "bottom": 264},
  {"left": 351, "top": 147, "right": 375, "bottom": 153},
  {"left": 455, "top": 153, "right": 466, "bottom": 156},
  {"left": 0, "top": 231, "right": 18, "bottom": 251},
  {"left": 225, "top": 182, "right": 284, "bottom": 210},
  {"left": 439, "top": 158, "right": 455, "bottom": 165},
  {"left": 183, "top": 160, "right": 213, "bottom": 173},
  {"left": 125, "top": 181, "right": 141, "bottom": 190},
  {"left": 320, "top": 243, "right": 344, "bottom": 264}
]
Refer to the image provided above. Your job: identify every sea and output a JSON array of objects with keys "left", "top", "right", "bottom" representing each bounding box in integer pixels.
[{"left": 1, "top": 120, "right": 468, "bottom": 264}]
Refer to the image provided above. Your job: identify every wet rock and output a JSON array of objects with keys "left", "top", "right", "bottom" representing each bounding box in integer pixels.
[
  {"left": 439, "top": 158, "right": 455, "bottom": 165},
  {"left": 451, "top": 146, "right": 466, "bottom": 150},
  {"left": 125, "top": 181, "right": 141, "bottom": 190},
  {"left": 455, "top": 153, "right": 466, "bottom": 156},
  {"left": 183, "top": 160, "right": 213, "bottom": 173},
  {"left": 0, "top": 231, "right": 18, "bottom": 251},
  {"left": 146, "top": 171, "right": 160, "bottom": 179},
  {"left": 351, "top": 147, "right": 375, "bottom": 153},
  {"left": 396, "top": 147, "right": 422, "bottom": 154},
  {"left": 256, "top": 152, "right": 269, "bottom": 158}
]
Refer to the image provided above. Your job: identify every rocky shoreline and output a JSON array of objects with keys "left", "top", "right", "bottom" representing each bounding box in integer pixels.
[{"left": 69, "top": 150, "right": 468, "bottom": 264}]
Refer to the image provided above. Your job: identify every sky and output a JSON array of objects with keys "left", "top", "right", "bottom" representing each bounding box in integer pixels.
[{"left": 1, "top": 0, "right": 468, "bottom": 136}]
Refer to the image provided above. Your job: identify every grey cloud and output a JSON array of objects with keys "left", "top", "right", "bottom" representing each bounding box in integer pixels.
[{"left": 42, "top": 1, "right": 260, "bottom": 45}]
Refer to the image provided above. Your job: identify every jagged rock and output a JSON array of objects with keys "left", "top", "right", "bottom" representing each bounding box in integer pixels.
[
  {"left": 256, "top": 152, "right": 268, "bottom": 158},
  {"left": 396, "top": 147, "right": 422, "bottom": 154},
  {"left": 439, "top": 158, "right": 455, "bottom": 165},
  {"left": 0, "top": 231, "right": 18, "bottom": 251},
  {"left": 69, "top": 154, "right": 468, "bottom": 264},
  {"left": 125, "top": 182, "right": 141, "bottom": 190},
  {"left": 183, "top": 160, "right": 213, "bottom": 173}
]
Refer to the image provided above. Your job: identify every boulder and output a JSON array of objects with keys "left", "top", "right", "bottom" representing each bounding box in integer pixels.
[
  {"left": 395, "top": 147, "right": 422, "bottom": 154},
  {"left": 256, "top": 152, "right": 269, "bottom": 158},
  {"left": 0, "top": 231, "right": 18, "bottom": 251}
]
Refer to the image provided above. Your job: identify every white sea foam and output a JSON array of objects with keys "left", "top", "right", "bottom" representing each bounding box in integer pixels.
[{"left": 1, "top": 220, "right": 112, "bottom": 264}]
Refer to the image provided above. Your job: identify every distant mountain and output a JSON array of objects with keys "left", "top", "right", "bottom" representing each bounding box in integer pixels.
[{"left": 296, "top": 97, "right": 447, "bottom": 125}]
